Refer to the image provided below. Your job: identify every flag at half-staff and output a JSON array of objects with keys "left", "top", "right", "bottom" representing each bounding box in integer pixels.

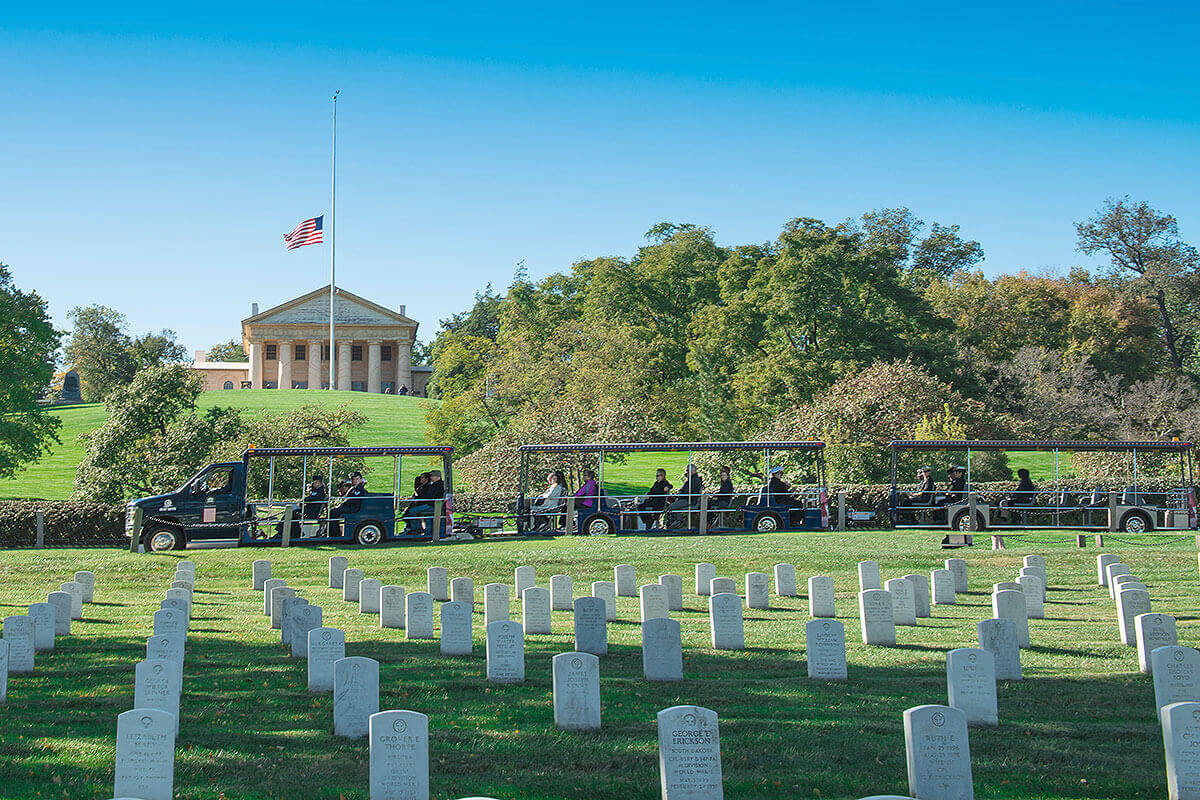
[{"left": 284, "top": 215, "right": 324, "bottom": 250}]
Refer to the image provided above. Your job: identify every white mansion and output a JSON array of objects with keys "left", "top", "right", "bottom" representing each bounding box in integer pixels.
[{"left": 190, "top": 286, "right": 431, "bottom": 395}]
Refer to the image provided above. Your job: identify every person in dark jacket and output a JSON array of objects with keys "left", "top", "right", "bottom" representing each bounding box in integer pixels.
[
  {"left": 1000, "top": 468, "right": 1038, "bottom": 521},
  {"left": 425, "top": 470, "right": 446, "bottom": 500},
  {"left": 942, "top": 465, "right": 967, "bottom": 505},
  {"left": 301, "top": 476, "right": 327, "bottom": 519},
  {"left": 708, "top": 466, "right": 735, "bottom": 528},
  {"left": 664, "top": 465, "right": 705, "bottom": 527},
  {"left": 906, "top": 467, "right": 935, "bottom": 505},
  {"left": 403, "top": 473, "right": 432, "bottom": 531},
  {"left": 637, "top": 468, "right": 673, "bottom": 528},
  {"left": 768, "top": 465, "right": 801, "bottom": 506}
]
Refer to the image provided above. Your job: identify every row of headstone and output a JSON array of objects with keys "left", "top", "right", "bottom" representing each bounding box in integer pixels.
[
  {"left": 2, "top": 569, "right": 99, "bottom": 690},
  {"left": 860, "top": 558, "right": 968, "bottom": 594},
  {"left": 115, "top": 561, "right": 196, "bottom": 800}
]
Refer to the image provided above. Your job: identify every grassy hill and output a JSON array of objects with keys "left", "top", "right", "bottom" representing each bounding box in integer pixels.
[{"left": 0, "top": 390, "right": 434, "bottom": 501}]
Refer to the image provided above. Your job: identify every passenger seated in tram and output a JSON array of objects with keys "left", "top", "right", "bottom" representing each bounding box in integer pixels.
[
  {"left": 637, "top": 469, "right": 672, "bottom": 528},
  {"left": 905, "top": 467, "right": 936, "bottom": 505},
  {"left": 301, "top": 475, "right": 327, "bottom": 519},
  {"left": 999, "top": 468, "right": 1037, "bottom": 521},
  {"left": 664, "top": 465, "right": 704, "bottom": 527},
  {"left": 707, "top": 466, "right": 735, "bottom": 527},
  {"left": 942, "top": 465, "right": 967, "bottom": 505},
  {"left": 574, "top": 469, "right": 598, "bottom": 509},
  {"left": 402, "top": 472, "right": 433, "bottom": 532},
  {"left": 767, "top": 465, "right": 803, "bottom": 507},
  {"left": 426, "top": 470, "right": 445, "bottom": 499},
  {"left": 531, "top": 471, "right": 567, "bottom": 531}
]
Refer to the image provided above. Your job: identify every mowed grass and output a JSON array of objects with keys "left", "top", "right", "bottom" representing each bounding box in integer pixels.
[
  {"left": 0, "top": 391, "right": 434, "bottom": 501},
  {"left": 0, "top": 532, "right": 1195, "bottom": 799}
]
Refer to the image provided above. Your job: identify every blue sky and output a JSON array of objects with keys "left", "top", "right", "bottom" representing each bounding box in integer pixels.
[{"left": 3, "top": 2, "right": 1198, "bottom": 355}]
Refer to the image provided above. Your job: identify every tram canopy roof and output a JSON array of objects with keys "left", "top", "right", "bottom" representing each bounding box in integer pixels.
[
  {"left": 518, "top": 441, "right": 824, "bottom": 455},
  {"left": 888, "top": 439, "right": 1192, "bottom": 452},
  {"left": 243, "top": 446, "right": 453, "bottom": 458}
]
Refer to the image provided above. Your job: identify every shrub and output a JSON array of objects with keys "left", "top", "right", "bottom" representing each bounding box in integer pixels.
[{"left": 0, "top": 500, "right": 125, "bottom": 548}]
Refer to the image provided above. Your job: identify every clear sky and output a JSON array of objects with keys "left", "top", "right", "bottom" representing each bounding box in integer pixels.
[{"left": 3, "top": 2, "right": 1198, "bottom": 355}]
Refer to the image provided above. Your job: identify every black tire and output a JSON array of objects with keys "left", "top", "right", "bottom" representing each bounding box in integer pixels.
[
  {"left": 585, "top": 515, "right": 615, "bottom": 536},
  {"left": 755, "top": 513, "right": 784, "bottom": 532},
  {"left": 143, "top": 525, "right": 184, "bottom": 552},
  {"left": 354, "top": 521, "right": 385, "bottom": 546},
  {"left": 953, "top": 511, "right": 986, "bottom": 532},
  {"left": 1121, "top": 511, "right": 1151, "bottom": 534}
]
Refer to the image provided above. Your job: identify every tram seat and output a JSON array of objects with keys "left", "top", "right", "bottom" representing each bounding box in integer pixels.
[
  {"left": 1122, "top": 487, "right": 1145, "bottom": 506},
  {"left": 596, "top": 487, "right": 622, "bottom": 515}
]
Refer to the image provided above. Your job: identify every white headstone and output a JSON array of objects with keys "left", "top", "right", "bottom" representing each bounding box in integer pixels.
[
  {"left": 903, "top": 573, "right": 931, "bottom": 618},
  {"left": 328, "top": 556, "right": 348, "bottom": 589},
  {"left": 153, "top": 608, "right": 185, "bottom": 639},
  {"left": 164, "top": 587, "right": 190, "bottom": 619},
  {"left": 485, "top": 620, "right": 525, "bottom": 684},
  {"left": 0, "top": 640, "right": 6, "bottom": 703},
  {"left": 292, "top": 605, "right": 323, "bottom": 657},
  {"left": 333, "top": 656, "right": 380, "bottom": 739},
  {"left": 47, "top": 591, "right": 72, "bottom": 635},
  {"left": 931, "top": 569, "right": 956, "bottom": 605},
  {"left": 515, "top": 565, "right": 536, "bottom": 598},
  {"left": 146, "top": 634, "right": 183, "bottom": 666},
  {"left": 642, "top": 617, "right": 684, "bottom": 682},
  {"left": 640, "top": 583, "right": 669, "bottom": 622},
  {"left": 709, "top": 593, "right": 744, "bottom": 651},
  {"left": 3, "top": 616, "right": 34, "bottom": 672},
  {"left": 709, "top": 577, "right": 736, "bottom": 596},
  {"left": 60, "top": 581, "right": 83, "bottom": 619},
  {"left": 858, "top": 590, "right": 895, "bottom": 646},
  {"left": 1116, "top": 587, "right": 1151, "bottom": 646},
  {"left": 1153, "top": 646, "right": 1200, "bottom": 717},
  {"left": 280, "top": 596, "right": 309, "bottom": 647},
  {"left": 551, "top": 575, "right": 574, "bottom": 611},
  {"left": 903, "top": 704, "right": 973, "bottom": 800},
  {"left": 773, "top": 563, "right": 797, "bottom": 597},
  {"left": 858, "top": 560, "right": 881, "bottom": 592},
  {"left": 946, "top": 648, "right": 997, "bottom": 727},
  {"left": 1137, "top": 614, "right": 1179, "bottom": 675},
  {"left": 160, "top": 597, "right": 188, "bottom": 622},
  {"left": 369, "top": 709, "right": 429, "bottom": 800},
  {"left": 113, "top": 708, "right": 176, "bottom": 800},
  {"left": 659, "top": 574, "right": 684, "bottom": 611},
  {"left": 808, "top": 575, "right": 836, "bottom": 618},
  {"left": 1163, "top": 701, "right": 1200, "bottom": 800},
  {"left": 1096, "top": 553, "right": 1118, "bottom": 586},
  {"left": 976, "top": 618, "right": 1021, "bottom": 681},
  {"left": 359, "top": 578, "right": 383, "bottom": 614},
  {"left": 657, "top": 705, "right": 722, "bottom": 800},
  {"left": 343, "top": 568, "right": 365, "bottom": 602},
  {"left": 615, "top": 564, "right": 637, "bottom": 597},
  {"left": 405, "top": 592, "right": 435, "bottom": 639},
  {"left": 574, "top": 597, "right": 608, "bottom": 656},
  {"left": 553, "top": 652, "right": 602, "bottom": 731},
  {"left": 1016, "top": 575, "right": 1044, "bottom": 619},
  {"left": 592, "top": 580, "right": 617, "bottom": 621},
  {"left": 886, "top": 578, "right": 916, "bottom": 626},
  {"left": 134, "top": 660, "right": 183, "bottom": 732},
  {"left": 262, "top": 578, "right": 285, "bottom": 615},
  {"left": 745, "top": 572, "right": 770, "bottom": 610},
  {"left": 74, "top": 571, "right": 96, "bottom": 603},
  {"left": 253, "top": 559, "right": 272, "bottom": 590},
  {"left": 308, "top": 627, "right": 346, "bottom": 692},
  {"left": 440, "top": 601, "right": 473, "bottom": 656},
  {"left": 484, "top": 583, "right": 510, "bottom": 625},
  {"left": 695, "top": 563, "right": 716, "bottom": 596},
  {"left": 992, "top": 589, "right": 1029, "bottom": 648},
  {"left": 381, "top": 585, "right": 407, "bottom": 629},
  {"left": 428, "top": 567, "right": 450, "bottom": 601},
  {"left": 1105, "top": 563, "right": 1131, "bottom": 597},
  {"left": 945, "top": 558, "right": 968, "bottom": 592},
  {"left": 270, "top": 586, "right": 296, "bottom": 629},
  {"left": 992, "top": 581, "right": 1021, "bottom": 594},
  {"left": 522, "top": 587, "right": 552, "bottom": 634},
  {"left": 450, "top": 577, "right": 474, "bottom": 606},
  {"left": 27, "top": 602, "right": 54, "bottom": 652},
  {"left": 805, "top": 619, "right": 847, "bottom": 681}
]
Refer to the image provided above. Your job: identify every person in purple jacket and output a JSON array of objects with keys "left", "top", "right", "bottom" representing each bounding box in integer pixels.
[{"left": 574, "top": 469, "right": 598, "bottom": 509}]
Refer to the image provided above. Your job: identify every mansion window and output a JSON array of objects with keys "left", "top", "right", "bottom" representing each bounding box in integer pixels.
[
  {"left": 295, "top": 344, "right": 306, "bottom": 361},
  {"left": 322, "top": 344, "right": 330, "bottom": 361},
  {"left": 381, "top": 345, "right": 392, "bottom": 361},
  {"left": 351, "top": 345, "right": 363, "bottom": 361},
  {"left": 265, "top": 344, "right": 277, "bottom": 361}
]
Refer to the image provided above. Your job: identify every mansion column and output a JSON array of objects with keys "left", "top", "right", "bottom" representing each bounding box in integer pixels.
[
  {"left": 337, "top": 341, "right": 352, "bottom": 390},
  {"left": 308, "top": 339, "right": 322, "bottom": 389},
  {"left": 247, "top": 340, "right": 262, "bottom": 389},
  {"left": 367, "top": 340, "right": 382, "bottom": 394},
  {"left": 277, "top": 340, "right": 293, "bottom": 390},
  {"left": 396, "top": 339, "right": 413, "bottom": 393}
]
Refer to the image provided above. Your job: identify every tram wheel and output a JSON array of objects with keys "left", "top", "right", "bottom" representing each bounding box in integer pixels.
[{"left": 1120, "top": 511, "right": 1150, "bottom": 534}]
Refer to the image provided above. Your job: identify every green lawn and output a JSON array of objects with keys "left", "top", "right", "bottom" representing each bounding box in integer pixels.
[
  {"left": 0, "top": 532, "right": 1192, "bottom": 799},
  {"left": 0, "top": 391, "right": 435, "bottom": 501}
]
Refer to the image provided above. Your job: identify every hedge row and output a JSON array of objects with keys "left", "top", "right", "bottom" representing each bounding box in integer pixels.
[{"left": 0, "top": 501, "right": 126, "bottom": 548}]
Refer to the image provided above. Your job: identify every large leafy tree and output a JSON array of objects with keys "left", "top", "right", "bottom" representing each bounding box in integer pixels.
[
  {"left": 205, "top": 340, "right": 248, "bottom": 362},
  {"left": 0, "top": 264, "right": 61, "bottom": 481},
  {"left": 65, "top": 305, "right": 136, "bottom": 401},
  {"left": 1076, "top": 197, "right": 1200, "bottom": 374}
]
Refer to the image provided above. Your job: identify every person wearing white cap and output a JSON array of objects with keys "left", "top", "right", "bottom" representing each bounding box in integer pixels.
[{"left": 768, "top": 465, "right": 799, "bottom": 507}]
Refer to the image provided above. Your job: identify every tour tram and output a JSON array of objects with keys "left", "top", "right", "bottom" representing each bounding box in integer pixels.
[
  {"left": 126, "top": 445, "right": 454, "bottom": 550},
  {"left": 514, "top": 441, "right": 829, "bottom": 536},
  {"left": 887, "top": 439, "right": 1196, "bottom": 533}
]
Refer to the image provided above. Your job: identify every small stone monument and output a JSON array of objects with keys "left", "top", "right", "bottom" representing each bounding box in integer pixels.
[
  {"left": 659, "top": 574, "right": 684, "bottom": 611},
  {"left": 592, "top": 580, "right": 617, "bottom": 621},
  {"left": 253, "top": 559, "right": 272, "bottom": 590},
  {"left": 428, "top": 566, "right": 450, "bottom": 601},
  {"left": 1161, "top": 701, "right": 1200, "bottom": 800},
  {"left": 574, "top": 597, "right": 608, "bottom": 656},
  {"left": 946, "top": 648, "right": 998, "bottom": 727},
  {"left": 27, "top": 602, "right": 54, "bottom": 652},
  {"left": 308, "top": 627, "right": 346, "bottom": 692},
  {"left": 709, "top": 577, "right": 736, "bottom": 596},
  {"left": 808, "top": 575, "right": 836, "bottom": 618},
  {"left": 3, "top": 616, "right": 35, "bottom": 672},
  {"left": 450, "top": 577, "right": 474, "bottom": 606},
  {"left": 885, "top": 578, "right": 916, "bottom": 626},
  {"left": 615, "top": 564, "right": 637, "bottom": 597},
  {"left": 642, "top": 617, "right": 684, "bottom": 682},
  {"left": 709, "top": 593, "right": 745, "bottom": 650},
  {"left": 774, "top": 563, "right": 797, "bottom": 597},
  {"left": 113, "top": 708, "right": 176, "bottom": 800},
  {"left": 858, "top": 560, "right": 881, "bottom": 592},
  {"left": 380, "top": 585, "right": 407, "bottom": 629},
  {"left": 134, "top": 659, "right": 183, "bottom": 731},
  {"left": 328, "top": 556, "right": 348, "bottom": 589},
  {"left": 991, "top": 589, "right": 1029, "bottom": 648},
  {"left": 858, "top": 590, "right": 895, "bottom": 646},
  {"left": 745, "top": 572, "right": 770, "bottom": 610},
  {"left": 405, "top": 592, "right": 435, "bottom": 639},
  {"left": 640, "top": 583, "right": 669, "bottom": 621},
  {"left": 551, "top": 575, "right": 574, "bottom": 611},
  {"left": 903, "top": 574, "right": 931, "bottom": 618},
  {"left": 342, "top": 568, "right": 365, "bottom": 602},
  {"left": 1137, "top": 614, "right": 1179, "bottom": 674},
  {"left": 515, "top": 565, "right": 536, "bottom": 598},
  {"left": 522, "top": 587, "right": 552, "bottom": 634},
  {"left": 1016, "top": 575, "right": 1044, "bottom": 619},
  {"left": 369, "top": 709, "right": 430, "bottom": 800},
  {"left": 553, "top": 652, "right": 602, "bottom": 731},
  {"left": 262, "top": 578, "right": 285, "bottom": 615},
  {"left": 440, "top": 601, "right": 473, "bottom": 656},
  {"left": 903, "top": 704, "right": 973, "bottom": 800},
  {"left": 74, "top": 571, "right": 96, "bottom": 603},
  {"left": 945, "top": 558, "right": 968, "bottom": 592},
  {"left": 47, "top": 591, "right": 72, "bottom": 635},
  {"left": 485, "top": 620, "right": 525, "bottom": 684},
  {"left": 695, "top": 563, "right": 717, "bottom": 596},
  {"left": 657, "top": 705, "right": 722, "bottom": 800},
  {"left": 931, "top": 569, "right": 956, "bottom": 605},
  {"left": 292, "top": 605, "right": 323, "bottom": 658},
  {"left": 1096, "top": 553, "right": 1118, "bottom": 586},
  {"left": 333, "top": 656, "right": 380, "bottom": 739},
  {"left": 359, "top": 578, "right": 383, "bottom": 614},
  {"left": 805, "top": 619, "right": 847, "bottom": 681},
  {"left": 484, "top": 583, "right": 510, "bottom": 625},
  {"left": 1153, "top": 646, "right": 1200, "bottom": 717},
  {"left": 1116, "top": 587, "right": 1151, "bottom": 646},
  {"left": 976, "top": 618, "right": 1021, "bottom": 681}
]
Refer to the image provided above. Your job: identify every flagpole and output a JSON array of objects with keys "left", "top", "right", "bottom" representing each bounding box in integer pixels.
[{"left": 329, "top": 90, "right": 338, "bottom": 390}]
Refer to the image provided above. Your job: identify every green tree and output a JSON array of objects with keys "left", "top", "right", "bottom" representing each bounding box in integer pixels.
[
  {"left": 1076, "top": 197, "right": 1200, "bottom": 374},
  {"left": 65, "top": 305, "right": 136, "bottom": 401},
  {"left": 206, "top": 340, "right": 248, "bottom": 362},
  {"left": 129, "top": 330, "right": 187, "bottom": 368},
  {"left": 0, "top": 264, "right": 61, "bottom": 480},
  {"left": 856, "top": 207, "right": 984, "bottom": 289}
]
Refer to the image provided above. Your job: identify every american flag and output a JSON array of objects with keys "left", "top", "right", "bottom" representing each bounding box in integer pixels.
[{"left": 284, "top": 215, "right": 323, "bottom": 250}]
